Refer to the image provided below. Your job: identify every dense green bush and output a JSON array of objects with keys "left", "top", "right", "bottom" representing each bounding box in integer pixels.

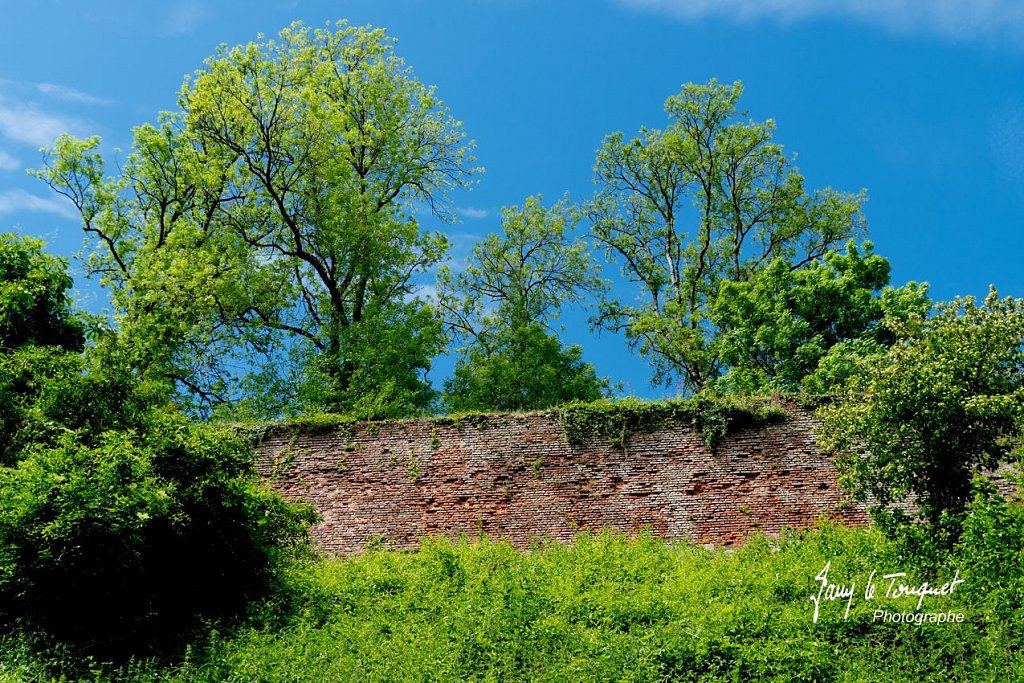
[
  {"left": 0, "top": 233, "right": 316, "bottom": 661},
  {"left": 0, "top": 414, "right": 314, "bottom": 656},
  {"left": 820, "top": 290, "right": 1024, "bottom": 545},
  {"left": 10, "top": 523, "right": 1017, "bottom": 682},
  {"left": 0, "top": 233, "right": 84, "bottom": 353},
  {"left": 955, "top": 479, "right": 1024, "bottom": 631}
]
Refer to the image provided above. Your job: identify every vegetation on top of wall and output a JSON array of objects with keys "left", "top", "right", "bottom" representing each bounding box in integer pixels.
[
  {"left": 557, "top": 393, "right": 787, "bottom": 451},
  {"left": 431, "top": 411, "right": 495, "bottom": 431},
  {"left": 229, "top": 413, "right": 359, "bottom": 447},
  {"left": 283, "top": 413, "right": 359, "bottom": 435},
  {"left": 230, "top": 394, "right": 792, "bottom": 454},
  {"left": 230, "top": 411, "right": 499, "bottom": 449}
]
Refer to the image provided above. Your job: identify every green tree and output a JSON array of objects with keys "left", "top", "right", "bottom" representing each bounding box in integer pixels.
[
  {"left": 442, "top": 321, "right": 607, "bottom": 412},
  {"left": 0, "top": 233, "right": 84, "bottom": 352},
  {"left": 0, "top": 233, "right": 92, "bottom": 464},
  {"left": 819, "top": 290, "right": 1024, "bottom": 542},
  {"left": 711, "top": 241, "right": 930, "bottom": 393},
  {"left": 437, "top": 196, "right": 608, "bottom": 411},
  {"left": 37, "top": 21, "right": 476, "bottom": 418},
  {"left": 588, "top": 79, "right": 864, "bottom": 392},
  {"left": 0, "top": 234, "right": 313, "bottom": 656}
]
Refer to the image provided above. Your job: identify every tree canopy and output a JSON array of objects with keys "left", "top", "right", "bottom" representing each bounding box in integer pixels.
[
  {"left": 441, "top": 321, "right": 608, "bottom": 412},
  {"left": 38, "top": 21, "right": 477, "bottom": 418},
  {"left": 588, "top": 79, "right": 865, "bottom": 392},
  {"left": 0, "top": 233, "right": 84, "bottom": 352},
  {"left": 0, "top": 232, "right": 313, "bottom": 655},
  {"left": 437, "top": 196, "right": 608, "bottom": 411},
  {"left": 819, "top": 290, "right": 1024, "bottom": 542},
  {"left": 1, "top": 234, "right": 92, "bottom": 465},
  {"left": 712, "top": 241, "right": 930, "bottom": 393}
]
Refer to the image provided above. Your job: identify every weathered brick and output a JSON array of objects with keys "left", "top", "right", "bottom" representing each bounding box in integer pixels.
[{"left": 256, "top": 405, "right": 869, "bottom": 554}]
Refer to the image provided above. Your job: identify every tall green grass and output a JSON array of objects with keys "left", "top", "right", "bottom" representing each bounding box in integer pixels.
[{"left": 9, "top": 519, "right": 1018, "bottom": 682}]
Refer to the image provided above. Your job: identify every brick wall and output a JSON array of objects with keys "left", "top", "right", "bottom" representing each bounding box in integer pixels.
[{"left": 255, "top": 404, "right": 868, "bottom": 555}]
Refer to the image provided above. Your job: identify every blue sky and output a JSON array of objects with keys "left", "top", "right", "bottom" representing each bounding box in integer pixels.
[{"left": 2, "top": 0, "right": 1023, "bottom": 398}]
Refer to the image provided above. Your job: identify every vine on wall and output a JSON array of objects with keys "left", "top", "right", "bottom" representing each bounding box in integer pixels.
[{"left": 557, "top": 395, "right": 787, "bottom": 451}]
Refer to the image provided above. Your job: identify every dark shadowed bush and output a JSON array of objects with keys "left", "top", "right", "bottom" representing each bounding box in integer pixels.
[
  {"left": 0, "top": 412, "right": 315, "bottom": 657},
  {"left": 0, "top": 232, "right": 316, "bottom": 661}
]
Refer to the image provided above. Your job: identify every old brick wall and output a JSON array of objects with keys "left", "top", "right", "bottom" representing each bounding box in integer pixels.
[{"left": 256, "top": 404, "right": 870, "bottom": 555}]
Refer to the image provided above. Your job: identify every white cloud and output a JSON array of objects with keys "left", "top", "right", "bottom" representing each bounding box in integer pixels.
[
  {"left": 166, "top": 0, "right": 206, "bottom": 36},
  {"left": 615, "top": 0, "right": 1024, "bottom": 42},
  {"left": 0, "top": 189, "right": 78, "bottom": 219},
  {"left": 0, "top": 150, "right": 19, "bottom": 172},
  {"left": 446, "top": 230, "right": 482, "bottom": 255},
  {"left": 459, "top": 206, "right": 489, "bottom": 220},
  {"left": 36, "top": 83, "right": 112, "bottom": 107},
  {"left": 0, "top": 99, "right": 87, "bottom": 148}
]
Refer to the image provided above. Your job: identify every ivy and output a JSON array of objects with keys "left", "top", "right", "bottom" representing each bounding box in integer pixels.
[
  {"left": 433, "top": 412, "right": 492, "bottom": 431},
  {"left": 557, "top": 394, "right": 786, "bottom": 451},
  {"left": 231, "top": 395, "right": 787, "bottom": 458},
  {"left": 228, "top": 421, "right": 276, "bottom": 448},
  {"left": 284, "top": 413, "right": 357, "bottom": 436}
]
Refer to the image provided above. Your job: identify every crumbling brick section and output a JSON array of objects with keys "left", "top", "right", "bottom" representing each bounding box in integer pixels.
[{"left": 255, "top": 405, "right": 869, "bottom": 555}]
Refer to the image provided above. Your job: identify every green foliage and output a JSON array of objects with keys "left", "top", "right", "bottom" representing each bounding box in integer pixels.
[
  {"left": 439, "top": 195, "right": 604, "bottom": 332},
  {"left": 588, "top": 79, "right": 865, "bottom": 392},
  {"left": 0, "top": 341, "right": 165, "bottom": 466},
  {"left": 0, "top": 234, "right": 134, "bottom": 465},
  {"left": 37, "top": 21, "right": 477, "bottom": 418},
  {"left": 558, "top": 394, "right": 786, "bottom": 450},
  {"left": 819, "top": 289, "right": 1024, "bottom": 543},
  {"left": 438, "top": 196, "right": 609, "bottom": 412},
  {"left": 0, "top": 233, "right": 85, "bottom": 352},
  {"left": 443, "top": 322, "right": 608, "bottom": 413},
  {"left": 283, "top": 413, "right": 359, "bottom": 435},
  {"left": 0, "top": 345, "right": 71, "bottom": 465},
  {"left": 14, "top": 525, "right": 1021, "bottom": 681},
  {"left": 0, "top": 234, "right": 93, "bottom": 463},
  {"left": 0, "top": 238, "right": 315, "bottom": 660},
  {"left": 955, "top": 478, "right": 1024, "bottom": 627},
  {"left": 712, "top": 241, "right": 930, "bottom": 393},
  {"left": 0, "top": 416, "right": 314, "bottom": 655}
]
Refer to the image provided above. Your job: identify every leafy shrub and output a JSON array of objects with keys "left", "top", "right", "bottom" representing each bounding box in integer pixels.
[
  {"left": 0, "top": 233, "right": 84, "bottom": 352},
  {"left": 955, "top": 478, "right": 1024, "bottom": 617},
  {"left": 0, "top": 413, "right": 315, "bottom": 657},
  {"left": 4, "top": 525, "right": 1023, "bottom": 681},
  {"left": 819, "top": 290, "right": 1024, "bottom": 544},
  {"left": 0, "top": 233, "right": 316, "bottom": 662}
]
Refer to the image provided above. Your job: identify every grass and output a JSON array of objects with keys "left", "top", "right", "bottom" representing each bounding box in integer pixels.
[{"left": 5, "top": 521, "right": 1021, "bottom": 682}]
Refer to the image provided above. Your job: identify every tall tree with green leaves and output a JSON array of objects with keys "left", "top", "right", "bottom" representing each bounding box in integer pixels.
[
  {"left": 0, "top": 233, "right": 84, "bottom": 353},
  {"left": 437, "top": 196, "right": 608, "bottom": 411},
  {"left": 711, "top": 241, "right": 931, "bottom": 393},
  {"left": 0, "top": 233, "right": 313, "bottom": 655},
  {"left": 819, "top": 290, "right": 1024, "bottom": 544},
  {"left": 37, "top": 21, "right": 477, "bottom": 418},
  {"left": 587, "top": 79, "right": 865, "bottom": 392}
]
